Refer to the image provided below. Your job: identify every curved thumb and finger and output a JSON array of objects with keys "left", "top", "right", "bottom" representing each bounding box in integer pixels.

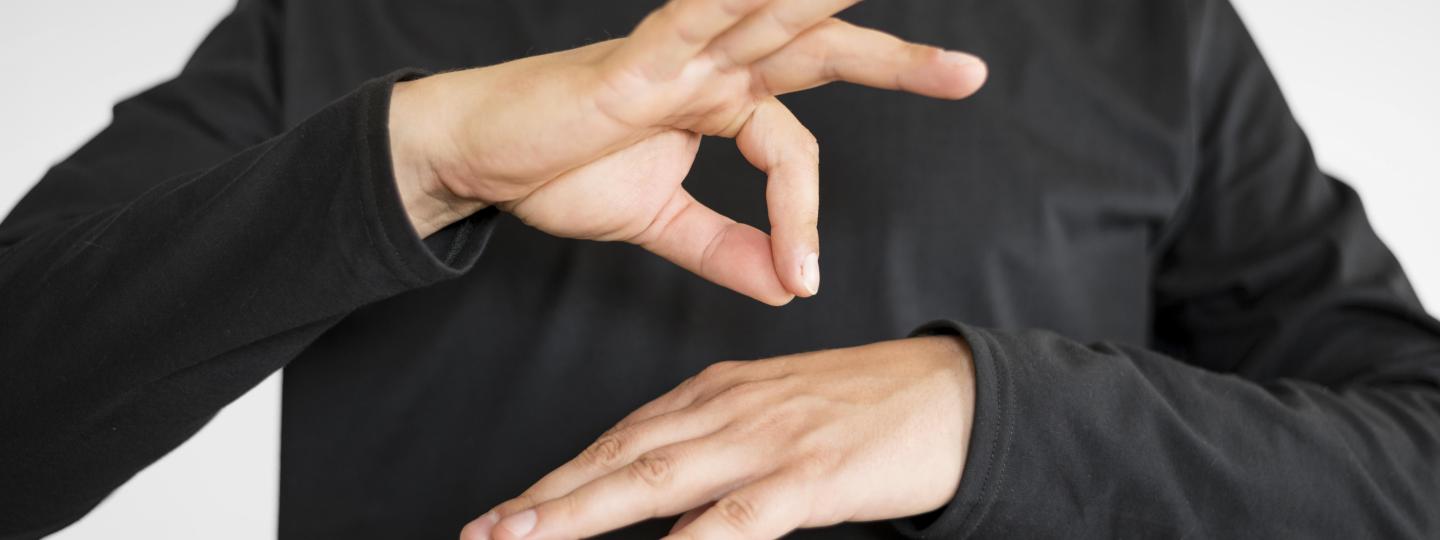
[
  {"left": 633, "top": 187, "right": 795, "bottom": 306},
  {"left": 736, "top": 97, "right": 822, "bottom": 298}
]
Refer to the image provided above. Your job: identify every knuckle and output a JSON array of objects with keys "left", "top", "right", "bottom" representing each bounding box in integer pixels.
[
  {"left": 494, "top": 494, "right": 535, "bottom": 516},
  {"left": 719, "top": 0, "right": 756, "bottom": 18},
  {"left": 629, "top": 452, "right": 674, "bottom": 487},
  {"left": 813, "top": 20, "right": 846, "bottom": 49},
  {"left": 654, "top": 1, "right": 710, "bottom": 46},
  {"left": 694, "top": 360, "right": 739, "bottom": 386},
  {"left": 555, "top": 492, "right": 584, "bottom": 520},
  {"left": 794, "top": 449, "right": 841, "bottom": 479},
  {"left": 805, "top": 19, "right": 852, "bottom": 51},
  {"left": 718, "top": 496, "right": 761, "bottom": 531},
  {"left": 724, "top": 382, "right": 804, "bottom": 431},
  {"left": 803, "top": 214, "right": 820, "bottom": 232},
  {"left": 710, "top": 379, "right": 770, "bottom": 406},
  {"left": 649, "top": 2, "right": 678, "bottom": 26},
  {"left": 669, "top": 12, "right": 709, "bottom": 46},
  {"left": 766, "top": 9, "right": 808, "bottom": 37},
  {"left": 731, "top": 408, "right": 791, "bottom": 438},
  {"left": 673, "top": 374, "right": 703, "bottom": 399},
  {"left": 511, "top": 493, "right": 538, "bottom": 511},
  {"left": 582, "top": 434, "right": 627, "bottom": 468},
  {"left": 815, "top": 18, "right": 851, "bottom": 33},
  {"left": 702, "top": 359, "right": 741, "bottom": 376},
  {"left": 710, "top": 43, "right": 746, "bottom": 72},
  {"left": 802, "top": 135, "right": 821, "bottom": 162},
  {"left": 908, "top": 43, "right": 938, "bottom": 64}
]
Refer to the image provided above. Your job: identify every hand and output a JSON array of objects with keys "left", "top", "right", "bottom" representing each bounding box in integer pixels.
[
  {"left": 461, "top": 335, "right": 976, "bottom": 540},
  {"left": 390, "top": 0, "right": 987, "bottom": 305}
]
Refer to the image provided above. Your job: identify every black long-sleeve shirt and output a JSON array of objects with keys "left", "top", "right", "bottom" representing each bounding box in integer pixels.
[{"left": 3, "top": 0, "right": 1438, "bottom": 538}]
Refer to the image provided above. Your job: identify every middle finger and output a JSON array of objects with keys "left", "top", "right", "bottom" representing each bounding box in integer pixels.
[
  {"left": 754, "top": 19, "right": 988, "bottom": 100},
  {"left": 705, "top": 0, "right": 861, "bottom": 69},
  {"left": 515, "top": 406, "right": 729, "bottom": 507},
  {"left": 492, "top": 433, "right": 778, "bottom": 540}
]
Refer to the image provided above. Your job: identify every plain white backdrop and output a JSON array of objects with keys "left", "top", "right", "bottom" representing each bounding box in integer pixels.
[{"left": 1, "top": 1, "right": 1436, "bottom": 538}]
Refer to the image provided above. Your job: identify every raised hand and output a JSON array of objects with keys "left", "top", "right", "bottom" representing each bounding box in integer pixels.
[
  {"left": 462, "top": 335, "right": 976, "bottom": 539},
  {"left": 390, "top": 0, "right": 987, "bottom": 304}
]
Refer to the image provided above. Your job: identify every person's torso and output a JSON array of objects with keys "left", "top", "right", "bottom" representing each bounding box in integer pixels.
[{"left": 275, "top": 1, "right": 1195, "bottom": 537}]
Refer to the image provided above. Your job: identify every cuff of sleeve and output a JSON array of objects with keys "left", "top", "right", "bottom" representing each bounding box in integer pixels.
[
  {"left": 890, "top": 320, "right": 1014, "bottom": 539},
  {"left": 356, "top": 69, "right": 499, "bottom": 287}
]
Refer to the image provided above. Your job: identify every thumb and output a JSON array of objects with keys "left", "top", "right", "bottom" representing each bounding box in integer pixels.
[{"left": 632, "top": 187, "right": 795, "bottom": 306}]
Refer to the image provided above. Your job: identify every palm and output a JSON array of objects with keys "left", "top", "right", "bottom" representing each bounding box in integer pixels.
[
  {"left": 505, "top": 129, "right": 701, "bottom": 243},
  {"left": 455, "top": 39, "right": 770, "bottom": 199}
]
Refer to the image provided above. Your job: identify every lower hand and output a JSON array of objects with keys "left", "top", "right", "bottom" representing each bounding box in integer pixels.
[{"left": 461, "top": 335, "right": 976, "bottom": 540}]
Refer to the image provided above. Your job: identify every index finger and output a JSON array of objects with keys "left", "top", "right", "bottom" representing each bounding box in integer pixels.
[
  {"left": 704, "top": 0, "right": 859, "bottom": 69},
  {"left": 491, "top": 435, "right": 773, "bottom": 540},
  {"left": 607, "top": 0, "right": 769, "bottom": 80},
  {"left": 755, "top": 19, "right": 988, "bottom": 99},
  {"left": 735, "top": 97, "right": 822, "bottom": 298}
]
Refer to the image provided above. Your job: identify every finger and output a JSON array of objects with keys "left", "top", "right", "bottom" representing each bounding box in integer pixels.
[
  {"left": 663, "top": 469, "right": 814, "bottom": 540},
  {"left": 518, "top": 407, "right": 729, "bottom": 506},
  {"left": 492, "top": 436, "right": 775, "bottom": 540},
  {"left": 610, "top": 382, "right": 705, "bottom": 432},
  {"left": 610, "top": 0, "right": 771, "bottom": 80},
  {"left": 705, "top": 0, "right": 859, "bottom": 69},
  {"left": 754, "top": 19, "right": 988, "bottom": 100},
  {"left": 633, "top": 188, "right": 795, "bottom": 306},
  {"left": 609, "top": 362, "right": 739, "bottom": 432},
  {"left": 459, "top": 510, "right": 501, "bottom": 540},
  {"left": 736, "top": 97, "right": 821, "bottom": 298},
  {"left": 612, "top": 356, "right": 781, "bottom": 430},
  {"left": 671, "top": 504, "right": 713, "bottom": 534}
]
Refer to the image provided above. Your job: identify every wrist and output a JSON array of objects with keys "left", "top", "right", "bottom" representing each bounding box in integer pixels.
[
  {"left": 912, "top": 332, "right": 975, "bottom": 497},
  {"left": 389, "top": 78, "right": 488, "bottom": 238}
]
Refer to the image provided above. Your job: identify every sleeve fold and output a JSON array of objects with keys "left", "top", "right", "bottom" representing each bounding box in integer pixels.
[
  {"left": 0, "top": 66, "right": 496, "bottom": 538},
  {"left": 893, "top": 0, "right": 1440, "bottom": 536}
]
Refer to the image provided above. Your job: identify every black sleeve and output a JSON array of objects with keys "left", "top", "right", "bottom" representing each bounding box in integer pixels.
[
  {"left": 895, "top": 1, "right": 1440, "bottom": 538},
  {"left": 0, "top": 3, "right": 495, "bottom": 537}
]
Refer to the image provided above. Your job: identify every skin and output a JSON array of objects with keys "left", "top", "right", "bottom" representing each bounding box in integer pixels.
[
  {"left": 466, "top": 336, "right": 976, "bottom": 540},
  {"left": 384, "top": 0, "right": 987, "bottom": 537},
  {"left": 389, "top": 0, "right": 987, "bottom": 304}
]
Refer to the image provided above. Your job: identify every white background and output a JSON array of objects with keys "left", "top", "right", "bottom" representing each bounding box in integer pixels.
[{"left": 2, "top": 1, "right": 1437, "bottom": 538}]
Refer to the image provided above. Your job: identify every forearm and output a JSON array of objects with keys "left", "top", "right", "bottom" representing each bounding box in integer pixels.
[
  {"left": 0, "top": 71, "right": 496, "bottom": 536},
  {"left": 907, "top": 321, "right": 1440, "bottom": 539}
]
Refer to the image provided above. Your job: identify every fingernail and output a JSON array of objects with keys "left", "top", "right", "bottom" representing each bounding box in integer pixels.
[
  {"left": 470, "top": 511, "right": 500, "bottom": 539},
  {"left": 801, "top": 252, "right": 820, "bottom": 296},
  {"left": 499, "top": 509, "right": 537, "bottom": 539},
  {"left": 939, "top": 50, "right": 982, "bottom": 66}
]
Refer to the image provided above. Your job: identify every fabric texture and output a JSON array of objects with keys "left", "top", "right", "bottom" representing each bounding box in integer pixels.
[{"left": 2, "top": 0, "right": 1438, "bottom": 538}]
